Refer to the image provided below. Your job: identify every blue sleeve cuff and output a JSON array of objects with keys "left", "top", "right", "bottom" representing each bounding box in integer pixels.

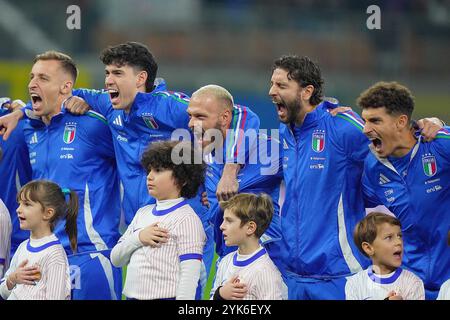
[{"left": 179, "top": 253, "right": 202, "bottom": 262}]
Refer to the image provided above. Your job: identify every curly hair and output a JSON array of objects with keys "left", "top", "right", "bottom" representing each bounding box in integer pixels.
[
  {"left": 141, "top": 140, "right": 205, "bottom": 199},
  {"left": 272, "top": 55, "right": 324, "bottom": 105},
  {"left": 357, "top": 81, "right": 414, "bottom": 120},
  {"left": 100, "top": 42, "right": 158, "bottom": 93}
]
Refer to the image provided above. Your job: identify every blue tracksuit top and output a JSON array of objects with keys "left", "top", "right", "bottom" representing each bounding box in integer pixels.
[
  {"left": 22, "top": 107, "right": 121, "bottom": 255},
  {"left": 0, "top": 108, "right": 32, "bottom": 251},
  {"left": 280, "top": 99, "right": 370, "bottom": 279},
  {"left": 362, "top": 128, "right": 450, "bottom": 292},
  {"left": 204, "top": 104, "right": 283, "bottom": 257},
  {"left": 71, "top": 84, "right": 207, "bottom": 226}
]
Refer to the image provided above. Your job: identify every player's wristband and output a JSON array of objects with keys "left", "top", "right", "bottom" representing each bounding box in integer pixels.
[{"left": 213, "top": 286, "right": 226, "bottom": 300}]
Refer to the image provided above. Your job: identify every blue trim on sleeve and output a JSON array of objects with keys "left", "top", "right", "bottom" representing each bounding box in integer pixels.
[
  {"left": 179, "top": 253, "right": 203, "bottom": 262},
  {"left": 368, "top": 267, "right": 402, "bottom": 284},
  {"left": 152, "top": 200, "right": 188, "bottom": 216},
  {"left": 26, "top": 239, "right": 61, "bottom": 253},
  {"left": 232, "top": 248, "right": 266, "bottom": 267},
  {"left": 0, "top": 258, "right": 5, "bottom": 264}
]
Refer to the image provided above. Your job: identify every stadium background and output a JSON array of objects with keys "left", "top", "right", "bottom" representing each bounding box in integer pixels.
[{"left": 0, "top": 0, "right": 448, "bottom": 299}]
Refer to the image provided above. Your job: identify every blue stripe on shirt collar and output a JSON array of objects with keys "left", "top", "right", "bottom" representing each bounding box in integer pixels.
[
  {"left": 233, "top": 248, "right": 266, "bottom": 267},
  {"left": 27, "top": 239, "right": 61, "bottom": 253},
  {"left": 368, "top": 267, "right": 402, "bottom": 284},
  {"left": 152, "top": 200, "right": 187, "bottom": 216}
]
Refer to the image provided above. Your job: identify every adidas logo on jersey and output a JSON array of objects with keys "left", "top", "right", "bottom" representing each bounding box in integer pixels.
[
  {"left": 29, "top": 132, "right": 38, "bottom": 144},
  {"left": 379, "top": 173, "right": 390, "bottom": 185},
  {"left": 113, "top": 115, "right": 123, "bottom": 127}
]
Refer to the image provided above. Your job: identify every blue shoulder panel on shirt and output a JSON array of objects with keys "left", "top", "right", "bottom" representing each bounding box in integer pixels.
[
  {"left": 86, "top": 110, "right": 108, "bottom": 125},
  {"left": 151, "top": 91, "right": 190, "bottom": 105},
  {"left": 335, "top": 111, "right": 364, "bottom": 131}
]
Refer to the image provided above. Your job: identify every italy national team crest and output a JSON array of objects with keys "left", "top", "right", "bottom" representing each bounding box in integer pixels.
[
  {"left": 63, "top": 124, "right": 76, "bottom": 144},
  {"left": 312, "top": 130, "right": 325, "bottom": 153},
  {"left": 422, "top": 155, "right": 437, "bottom": 177},
  {"left": 142, "top": 114, "right": 159, "bottom": 130}
]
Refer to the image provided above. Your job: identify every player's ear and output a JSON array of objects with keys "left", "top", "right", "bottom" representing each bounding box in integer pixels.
[
  {"left": 43, "top": 207, "right": 56, "bottom": 221},
  {"left": 396, "top": 114, "right": 409, "bottom": 130},
  {"left": 300, "top": 85, "right": 314, "bottom": 103},
  {"left": 136, "top": 70, "right": 148, "bottom": 90},
  {"left": 246, "top": 221, "right": 257, "bottom": 236},
  {"left": 60, "top": 80, "right": 73, "bottom": 95},
  {"left": 361, "top": 242, "right": 374, "bottom": 257},
  {"left": 221, "top": 108, "right": 232, "bottom": 128}
]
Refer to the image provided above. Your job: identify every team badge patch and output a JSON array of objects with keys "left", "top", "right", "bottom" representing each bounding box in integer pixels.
[
  {"left": 422, "top": 155, "right": 437, "bottom": 177},
  {"left": 142, "top": 114, "right": 159, "bottom": 129},
  {"left": 312, "top": 130, "right": 325, "bottom": 153},
  {"left": 63, "top": 124, "right": 76, "bottom": 144}
]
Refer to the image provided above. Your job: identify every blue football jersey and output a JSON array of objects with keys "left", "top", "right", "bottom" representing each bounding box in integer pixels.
[
  {"left": 22, "top": 107, "right": 121, "bottom": 255},
  {"left": 362, "top": 128, "right": 450, "bottom": 293},
  {"left": 71, "top": 85, "right": 199, "bottom": 225},
  {"left": 204, "top": 105, "right": 283, "bottom": 257},
  {"left": 0, "top": 108, "right": 32, "bottom": 253},
  {"left": 280, "top": 100, "right": 370, "bottom": 278}
]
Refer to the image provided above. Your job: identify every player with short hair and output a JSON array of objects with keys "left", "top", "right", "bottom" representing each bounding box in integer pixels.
[
  {"left": 346, "top": 212, "right": 425, "bottom": 300},
  {"left": 269, "top": 55, "right": 371, "bottom": 299},
  {"left": 359, "top": 81, "right": 450, "bottom": 300},
  {"left": 0, "top": 180, "right": 78, "bottom": 300},
  {"left": 111, "top": 140, "right": 206, "bottom": 300},
  {"left": 187, "top": 85, "right": 283, "bottom": 262},
  {"left": 211, "top": 193, "right": 286, "bottom": 300},
  {"left": 1, "top": 51, "right": 123, "bottom": 300},
  {"left": 0, "top": 42, "right": 220, "bottom": 298}
]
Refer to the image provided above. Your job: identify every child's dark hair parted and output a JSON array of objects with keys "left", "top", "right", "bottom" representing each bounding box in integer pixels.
[
  {"left": 17, "top": 180, "right": 79, "bottom": 252},
  {"left": 141, "top": 140, "right": 206, "bottom": 199},
  {"left": 353, "top": 212, "right": 401, "bottom": 258},
  {"left": 100, "top": 42, "right": 158, "bottom": 93},
  {"left": 220, "top": 193, "right": 273, "bottom": 238}
]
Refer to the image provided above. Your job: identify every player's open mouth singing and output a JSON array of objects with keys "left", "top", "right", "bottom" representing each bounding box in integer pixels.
[
  {"left": 370, "top": 137, "right": 383, "bottom": 153},
  {"left": 108, "top": 88, "right": 120, "bottom": 104},
  {"left": 30, "top": 92, "right": 43, "bottom": 108},
  {"left": 274, "top": 101, "right": 287, "bottom": 119}
]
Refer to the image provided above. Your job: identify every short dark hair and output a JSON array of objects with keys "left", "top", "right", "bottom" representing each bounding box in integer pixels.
[
  {"left": 34, "top": 51, "right": 78, "bottom": 83},
  {"left": 100, "top": 42, "right": 158, "bottom": 92},
  {"left": 220, "top": 193, "right": 273, "bottom": 238},
  {"left": 272, "top": 55, "right": 324, "bottom": 105},
  {"left": 141, "top": 140, "right": 205, "bottom": 199},
  {"left": 357, "top": 81, "right": 415, "bottom": 120},
  {"left": 353, "top": 212, "right": 401, "bottom": 258}
]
